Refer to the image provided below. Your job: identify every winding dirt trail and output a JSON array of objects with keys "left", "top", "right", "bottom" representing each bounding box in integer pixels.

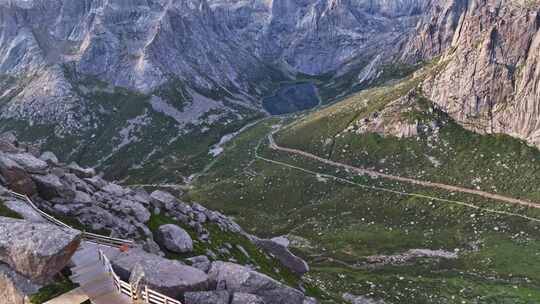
[{"left": 266, "top": 134, "right": 540, "bottom": 210}]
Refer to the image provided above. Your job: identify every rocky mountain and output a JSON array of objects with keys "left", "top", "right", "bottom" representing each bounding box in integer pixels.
[
  {"left": 0, "top": 0, "right": 431, "bottom": 182},
  {"left": 407, "top": 0, "right": 540, "bottom": 147}
]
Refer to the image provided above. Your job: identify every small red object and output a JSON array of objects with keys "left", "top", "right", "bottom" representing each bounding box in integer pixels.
[{"left": 119, "top": 244, "right": 130, "bottom": 252}]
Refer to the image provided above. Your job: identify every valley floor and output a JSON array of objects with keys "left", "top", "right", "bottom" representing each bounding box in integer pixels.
[{"left": 188, "top": 119, "right": 540, "bottom": 304}]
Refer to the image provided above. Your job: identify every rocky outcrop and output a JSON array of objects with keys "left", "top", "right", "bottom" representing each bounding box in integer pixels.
[
  {"left": 156, "top": 224, "right": 194, "bottom": 254},
  {"left": 0, "top": 153, "right": 36, "bottom": 195},
  {"left": 208, "top": 262, "right": 306, "bottom": 304},
  {"left": 0, "top": 142, "right": 316, "bottom": 303},
  {"left": 32, "top": 174, "right": 75, "bottom": 201},
  {"left": 405, "top": 0, "right": 540, "bottom": 148},
  {"left": 252, "top": 237, "right": 309, "bottom": 275},
  {"left": 0, "top": 217, "right": 81, "bottom": 283},
  {"left": 112, "top": 249, "right": 210, "bottom": 299}
]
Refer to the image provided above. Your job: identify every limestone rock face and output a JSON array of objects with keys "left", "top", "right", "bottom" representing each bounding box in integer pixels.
[
  {"left": 208, "top": 262, "right": 305, "bottom": 304},
  {"left": 0, "top": 217, "right": 82, "bottom": 283},
  {"left": 156, "top": 224, "right": 194, "bottom": 254},
  {"left": 112, "top": 249, "right": 210, "bottom": 299}
]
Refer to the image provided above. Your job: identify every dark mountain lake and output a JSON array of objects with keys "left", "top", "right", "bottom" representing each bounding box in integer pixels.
[{"left": 262, "top": 82, "right": 320, "bottom": 115}]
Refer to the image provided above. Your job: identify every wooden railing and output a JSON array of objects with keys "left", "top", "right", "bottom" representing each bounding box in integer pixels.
[
  {"left": 5, "top": 190, "right": 133, "bottom": 248},
  {"left": 98, "top": 250, "right": 182, "bottom": 304}
]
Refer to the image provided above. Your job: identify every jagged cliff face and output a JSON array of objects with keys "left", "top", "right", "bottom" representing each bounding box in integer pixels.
[
  {"left": 412, "top": 0, "right": 540, "bottom": 146},
  {"left": 212, "top": 0, "right": 427, "bottom": 75},
  {"left": 0, "top": 0, "right": 429, "bottom": 125},
  {"left": 0, "top": 0, "right": 431, "bottom": 180}
]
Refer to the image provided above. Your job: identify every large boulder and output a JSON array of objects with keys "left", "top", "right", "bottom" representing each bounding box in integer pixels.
[
  {"left": 150, "top": 190, "right": 177, "bottom": 210},
  {"left": 208, "top": 262, "right": 305, "bottom": 304},
  {"left": 111, "top": 199, "right": 151, "bottom": 223},
  {"left": 184, "top": 291, "right": 230, "bottom": 304},
  {"left": 0, "top": 133, "right": 20, "bottom": 153},
  {"left": 0, "top": 217, "right": 82, "bottom": 283},
  {"left": 102, "top": 183, "right": 128, "bottom": 196},
  {"left": 0, "top": 264, "right": 41, "bottom": 304},
  {"left": 156, "top": 224, "right": 193, "bottom": 253},
  {"left": 0, "top": 154, "right": 36, "bottom": 195},
  {"left": 39, "top": 152, "right": 59, "bottom": 166},
  {"left": 84, "top": 176, "right": 108, "bottom": 190},
  {"left": 5, "top": 154, "right": 48, "bottom": 174},
  {"left": 67, "top": 163, "right": 95, "bottom": 179},
  {"left": 111, "top": 249, "right": 210, "bottom": 299},
  {"left": 31, "top": 174, "right": 75, "bottom": 201},
  {"left": 253, "top": 237, "right": 309, "bottom": 275},
  {"left": 232, "top": 293, "right": 265, "bottom": 304},
  {"left": 2, "top": 200, "right": 47, "bottom": 223}
]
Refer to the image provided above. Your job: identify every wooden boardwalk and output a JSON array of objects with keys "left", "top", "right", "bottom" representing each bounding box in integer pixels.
[
  {"left": 70, "top": 242, "right": 130, "bottom": 304},
  {"left": 43, "top": 287, "right": 89, "bottom": 304}
]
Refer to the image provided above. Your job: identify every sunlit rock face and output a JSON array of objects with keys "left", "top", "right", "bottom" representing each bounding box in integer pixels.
[{"left": 405, "top": 0, "right": 540, "bottom": 148}]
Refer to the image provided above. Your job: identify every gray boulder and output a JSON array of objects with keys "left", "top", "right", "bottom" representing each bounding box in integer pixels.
[
  {"left": 0, "top": 154, "right": 36, "bottom": 195},
  {"left": 0, "top": 217, "right": 82, "bottom": 283},
  {"left": 6, "top": 154, "right": 48, "bottom": 174},
  {"left": 84, "top": 176, "right": 108, "bottom": 190},
  {"left": 67, "top": 163, "right": 95, "bottom": 178},
  {"left": 73, "top": 191, "right": 93, "bottom": 205},
  {"left": 184, "top": 291, "right": 230, "bottom": 304},
  {"left": 130, "top": 189, "right": 151, "bottom": 206},
  {"left": 32, "top": 174, "right": 75, "bottom": 201},
  {"left": 39, "top": 152, "right": 59, "bottom": 165},
  {"left": 156, "top": 224, "right": 193, "bottom": 253},
  {"left": 112, "top": 249, "right": 209, "bottom": 299},
  {"left": 253, "top": 238, "right": 309, "bottom": 275},
  {"left": 208, "top": 262, "right": 305, "bottom": 304},
  {"left": 186, "top": 255, "right": 212, "bottom": 273},
  {"left": 111, "top": 199, "right": 151, "bottom": 223},
  {"left": 63, "top": 173, "right": 95, "bottom": 194},
  {"left": 0, "top": 133, "right": 20, "bottom": 153},
  {"left": 232, "top": 293, "right": 266, "bottom": 304},
  {"left": 3, "top": 200, "right": 46, "bottom": 223},
  {"left": 102, "top": 183, "right": 128, "bottom": 196},
  {"left": 150, "top": 190, "right": 177, "bottom": 210}
]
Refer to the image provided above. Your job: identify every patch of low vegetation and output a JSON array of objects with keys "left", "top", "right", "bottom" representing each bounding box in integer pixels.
[
  {"left": 0, "top": 200, "right": 23, "bottom": 219},
  {"left": 30, "top": 271, "right": 78, "bottom": 304}
]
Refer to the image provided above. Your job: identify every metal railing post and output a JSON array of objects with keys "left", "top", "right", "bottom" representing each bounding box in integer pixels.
[{"left": 144, "top": 285, "right": 149, "bottom": 304}]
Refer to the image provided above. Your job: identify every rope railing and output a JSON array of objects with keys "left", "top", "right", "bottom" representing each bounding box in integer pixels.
[
  {"left": 98, "top": 250, "right": 182, "bottom": 304},
  {"left": 5, "top": 190, "right": 133, "bottom": 248}
]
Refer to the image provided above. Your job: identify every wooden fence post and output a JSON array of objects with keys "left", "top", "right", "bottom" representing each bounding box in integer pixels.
[{"left": 129, "top": 283, "right": 134, "bottom": 300}]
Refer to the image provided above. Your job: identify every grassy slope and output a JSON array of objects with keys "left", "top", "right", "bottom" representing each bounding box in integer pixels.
[
  {"left": 146, "top": 209, "right": 324, "bottom": 298},
  {"left": 190, "top": 60, "right": 540, "bottom": 303}
]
